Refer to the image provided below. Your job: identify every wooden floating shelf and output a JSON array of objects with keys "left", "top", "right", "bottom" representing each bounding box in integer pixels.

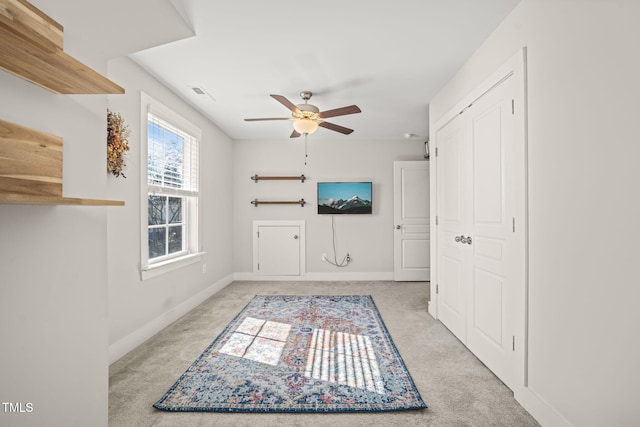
[
  {"left": 251, "top": 174, "right": 306, "bottom": 183},
  {"left": 251, "top": 198, "right": 306, "bottom": 207},
  {"left": 0, "top": 194, "right": 124, "bottom": 206},
  {"left": 0, "top": 119, "right": 124, "bottom": 206},
  {"left": 0, "top": 0, "right": 124, "bottom": 94}
]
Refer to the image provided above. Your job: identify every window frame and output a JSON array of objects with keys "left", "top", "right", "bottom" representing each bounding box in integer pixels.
[
  {"left": 147, "top": 194, "right": 187, "bottom": 262},
  {"left": 140, "top": 92, "right": 203, "bottom": 280}
]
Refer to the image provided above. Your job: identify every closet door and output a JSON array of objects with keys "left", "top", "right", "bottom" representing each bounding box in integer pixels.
[
  {"left": 436, "top": 115, "right": 469, "bottom": 342},
  {"left": 465, "top": 76, "right": 516, "bottom": 387},
  {"left": 436, "top": 74, "right": 518, "bottom": 389}
]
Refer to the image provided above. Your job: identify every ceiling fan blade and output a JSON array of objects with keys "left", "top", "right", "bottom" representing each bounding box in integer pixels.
[
  {"left": 244, "top": 117, "right": 290, "bottom": 121},
  {"left": 318, "top": 121, "right": 354, "bottom": 135},
  {"left": 318, "top": 105, "right": 361, "bottom": 119},
  {"left": 270, "top": 94, "right": 300, "bottom": 113},
  {"left": 290, "top": 130, "right": 301, "bottom": 138}
]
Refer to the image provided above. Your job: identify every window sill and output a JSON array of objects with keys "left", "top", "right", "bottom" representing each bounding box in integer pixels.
[{"left": 140, "top": 252, "right": 205, "bottom": 281}]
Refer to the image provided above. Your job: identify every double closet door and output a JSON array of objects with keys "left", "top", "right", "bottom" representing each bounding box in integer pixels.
[{"left": 436, "top": 74, "right": 521, "bottom": 389}]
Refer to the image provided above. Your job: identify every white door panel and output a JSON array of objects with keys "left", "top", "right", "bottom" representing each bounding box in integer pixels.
[
  {"left": 401, "top": 239, "right": 430, "bottom": 269},
  {"left": 473, "top": 105, "right": 505, "bottom": 225},
  {"left": 472, "top": 267, "right": 504, "bottom": 346}
]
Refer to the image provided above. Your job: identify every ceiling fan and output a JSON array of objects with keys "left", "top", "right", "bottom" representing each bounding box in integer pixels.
[{"left": 244, "top": 91, "right": 361, "bottom": 138}]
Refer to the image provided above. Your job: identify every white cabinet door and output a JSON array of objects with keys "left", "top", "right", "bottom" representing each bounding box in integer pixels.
[
  {"left": 393, "top": 161, "right": 430, "bottom": 281},
  {"left": 253, "top": 221, "right": 305, "bottom": 276}
]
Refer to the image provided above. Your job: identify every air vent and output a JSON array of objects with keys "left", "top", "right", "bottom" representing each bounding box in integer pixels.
[{"left": 189, "top": 86, "right": 215, "bottom": 101}]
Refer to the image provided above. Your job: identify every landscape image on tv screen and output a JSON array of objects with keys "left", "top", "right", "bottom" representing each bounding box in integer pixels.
[{"left": 317, "top": 182, "right": 372, "bottom": 214}]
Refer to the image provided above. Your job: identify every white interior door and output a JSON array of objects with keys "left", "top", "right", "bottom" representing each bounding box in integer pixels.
[
  {"left": 465, "top": 76, "right": 516, "bottom": 387},
  {"left": 393, "top": 161, "right": 430, "bottom": 281},
  {"left": 436, "top": 118, "right": 468, "bottom": 341},
  {"left": 436, "top": 74, "right": 519, "bottom": 389},
  {"left": 253, "top": 221, "right": 304, "bottom": 276}
]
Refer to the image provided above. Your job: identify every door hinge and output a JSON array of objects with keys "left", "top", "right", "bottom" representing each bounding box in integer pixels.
[
  {"left": 512, "top": 336, "right": 515, "bottom": 351},
  {"left": 436, "top": 284, "right": 439, "bottom": 294},
  {"left": 435, "top": 216, "right": 438, "bottom": 226},
  {"left": 257, "top": 231, "right": 260, "bottom": 238},
  {"left": 257, "top": 263, "right": 260, "bottom": 271},
  {"left": 511, "top": 99, "right": 515, "bottom": 115},
  {"left": 512, "top": 217, "right": 516, "bottom": 233},
  {"left": 435, "top": 146, "right": 438, "bottom": 157}
]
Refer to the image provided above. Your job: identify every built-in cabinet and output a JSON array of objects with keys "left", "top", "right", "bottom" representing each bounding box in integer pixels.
[{"left": 253, "top": 220, "right": 305, "bottom": 276}]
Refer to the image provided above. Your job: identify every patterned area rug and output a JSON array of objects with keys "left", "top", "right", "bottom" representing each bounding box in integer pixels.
[{"left": 153, "top": 295, "right": 427, "bottom": 412}]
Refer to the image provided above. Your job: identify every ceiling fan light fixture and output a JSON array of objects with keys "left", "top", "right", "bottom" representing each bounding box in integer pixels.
[{"left": 293, "top": 118, "right": 319, "bottom": 135}]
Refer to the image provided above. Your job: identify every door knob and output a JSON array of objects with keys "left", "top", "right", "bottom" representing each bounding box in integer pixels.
[
  {"left": 293, "top": 235, "right": 299, "bottom": 239},
  {"left": 396, "top": 225, "right": 401, "bottom": 229},
  {"left": 455, "top": 235, "right": 472, "bottom": 244}
]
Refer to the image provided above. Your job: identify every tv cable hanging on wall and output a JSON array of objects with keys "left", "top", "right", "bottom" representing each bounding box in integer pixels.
[{"left": 322, "top": 215, "right": 351, "bottom": 268}]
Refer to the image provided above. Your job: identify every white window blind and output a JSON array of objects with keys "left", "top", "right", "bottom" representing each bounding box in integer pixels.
[{"left": 147, "top": 111, "right": 199, "bottom": 197}]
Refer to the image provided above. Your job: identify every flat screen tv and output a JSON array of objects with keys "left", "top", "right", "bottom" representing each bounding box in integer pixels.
[{"left": 317, "top": 182, "right": 372, "bottom": 214}]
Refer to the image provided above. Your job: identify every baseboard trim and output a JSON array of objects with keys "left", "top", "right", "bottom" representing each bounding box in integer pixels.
[
  {"left": 427, "top": 301, "right": 437, "bottom": 318},
  {"left": 108, "top": 273, "right": 234, "bottom": 364},
  {"left": 233, "top": 272, "right": 394, "bottom": 282},
  {"left": 515, "top": 386, "right": 573, "bottom": 427}
]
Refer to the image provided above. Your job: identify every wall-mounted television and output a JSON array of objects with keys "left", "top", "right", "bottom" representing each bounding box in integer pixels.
[{"left": 317, "top": 182, "right": 372, "bottom": 214}]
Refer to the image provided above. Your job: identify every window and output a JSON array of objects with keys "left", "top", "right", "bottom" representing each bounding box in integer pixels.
[{"left": 141, "top": 93, "right": 202, "bottom": 279}]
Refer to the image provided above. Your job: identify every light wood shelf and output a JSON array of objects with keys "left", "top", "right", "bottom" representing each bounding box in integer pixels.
[
  {"left": 0, "top": 194, "right": 124, "bottom": 206},
  {"left": 0, "top": 119, "right": 124, "bottom": 206},
  {"left": 0, "top": 0, "right": 124, "bottom": 94}
]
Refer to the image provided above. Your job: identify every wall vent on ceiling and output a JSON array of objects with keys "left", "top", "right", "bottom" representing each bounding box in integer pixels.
[{"left": 190, "top": 86, "right": 216, "bottom": 101}]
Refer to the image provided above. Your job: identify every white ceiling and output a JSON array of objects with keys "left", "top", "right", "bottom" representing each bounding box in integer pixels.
[{"left": 128, "top": 0, "right": 521, "bottom": 141}]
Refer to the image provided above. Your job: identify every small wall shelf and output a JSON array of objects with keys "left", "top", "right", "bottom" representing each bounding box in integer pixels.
[
  {"left": 251, "top": 174, "right": 306, "bottom": 183},
  {"left": 0, "top": 119, "right": 124, "bottom": 206},
  {"left": 0, "top": 0, "right": 124, "bottom": 94},
  {"left": 251, "top": 199, "right": 306, "bottom": 207}
]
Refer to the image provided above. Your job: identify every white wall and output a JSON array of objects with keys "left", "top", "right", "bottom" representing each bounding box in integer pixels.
[
  {"left": 0, "top": 51, "right": 110, "bottom": 427},
  {"left": 232, "top": 138, "right": 425, "bottom": 279},
  {"left": 429, "top": 0, "right": 640, "bottom": 425},
  {"left": 105, "top": 57, "right": 235, "bottom": 362}
]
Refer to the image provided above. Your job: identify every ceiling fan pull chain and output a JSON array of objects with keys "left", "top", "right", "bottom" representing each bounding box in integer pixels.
[{"left": 304, "top": 134, "right": 308, "bottom": 166}]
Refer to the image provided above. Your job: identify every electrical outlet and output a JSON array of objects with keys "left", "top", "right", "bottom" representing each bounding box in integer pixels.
[
  {"left": 321, "top": 253, "right": 327, "bottom": 261},
  {"left": 346, "top": 253, "right": 351, "bottom": 262}
]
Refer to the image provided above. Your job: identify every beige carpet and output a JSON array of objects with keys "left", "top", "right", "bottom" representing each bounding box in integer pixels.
[{"left": 109, "top": 281, "right": 539, "bottom": 426}]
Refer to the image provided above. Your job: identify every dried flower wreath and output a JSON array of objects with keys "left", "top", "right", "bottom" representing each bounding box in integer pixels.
[{"left": 107, "top": 109, "right": 130, "bottom": 178}]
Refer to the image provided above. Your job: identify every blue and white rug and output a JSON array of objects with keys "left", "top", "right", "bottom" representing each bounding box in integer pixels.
[{"left": 153, "top": 295, "right": 427, "bottom": 412}]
